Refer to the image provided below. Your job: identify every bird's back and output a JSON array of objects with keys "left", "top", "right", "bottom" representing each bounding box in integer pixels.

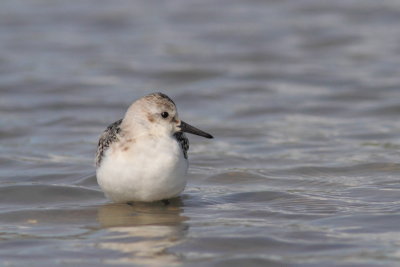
[{"left": 96, "top": 119, "right": 122, "bottom": 167}]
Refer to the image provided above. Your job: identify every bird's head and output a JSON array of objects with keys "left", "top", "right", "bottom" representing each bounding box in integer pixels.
[{"left": 123, "top": 92, "right": 213, "bottom": 139}]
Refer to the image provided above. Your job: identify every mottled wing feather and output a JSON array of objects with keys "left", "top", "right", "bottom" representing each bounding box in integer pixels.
[
  {"left": 95, "top": 119, "right": 123, "bottom": 167},
  {"left": 174, "top": 132, "right": 189, "bottom": 159}
]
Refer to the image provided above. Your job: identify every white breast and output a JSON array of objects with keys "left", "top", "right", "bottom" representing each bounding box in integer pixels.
[{"left": 96, "top": 135, "right": 188, "bottom": 203}]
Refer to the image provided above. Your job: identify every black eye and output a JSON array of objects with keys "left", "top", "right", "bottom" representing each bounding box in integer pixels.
[{"left": 161, "top": 112, "right": 169, "bottom": 119}]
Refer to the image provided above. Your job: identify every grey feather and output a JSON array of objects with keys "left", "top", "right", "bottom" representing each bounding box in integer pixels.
[
  {"left": 95, "top": 119, "right": 123, "bottom": 167},
  {"left": 174, "top": 132, "right": 189, "bottom": 159}
]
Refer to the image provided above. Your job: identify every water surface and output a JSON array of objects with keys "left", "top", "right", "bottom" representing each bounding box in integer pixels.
[{"left": 1, "top": 0, "right": 400, "bottom": 266}]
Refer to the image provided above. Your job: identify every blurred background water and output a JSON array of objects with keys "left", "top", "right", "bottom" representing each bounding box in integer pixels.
[{"left": 1, "top": 0, "right": 400, "bottom": 266}]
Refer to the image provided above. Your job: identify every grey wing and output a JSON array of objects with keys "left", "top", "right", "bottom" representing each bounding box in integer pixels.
[
  {"left": 174, "top": 132, "right": 189, "bottom": 159},
  {"left": 95, "top": 119, "right": 123, "bottom": 167}
]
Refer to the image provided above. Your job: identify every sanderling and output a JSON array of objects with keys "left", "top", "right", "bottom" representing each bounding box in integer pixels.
[{"left": 95, "top": 92, "right": 213, "bottom": 203}]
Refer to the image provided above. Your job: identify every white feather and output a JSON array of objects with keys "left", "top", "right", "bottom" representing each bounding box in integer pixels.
[
  {"left": 96, "top": 93, "right": 191, "bottom": 203},
  {"left": 97, "top": 134, "right": 188, "bottom": 202}
]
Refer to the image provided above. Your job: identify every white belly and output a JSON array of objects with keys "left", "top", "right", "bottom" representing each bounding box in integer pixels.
[{"left": 96, "top": 136, "right": 188, "bottom": 203}]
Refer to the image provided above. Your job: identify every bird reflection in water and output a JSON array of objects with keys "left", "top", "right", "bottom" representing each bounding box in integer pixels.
[{"left": 96, "top": 198, "right": 188, "bottom": 266}]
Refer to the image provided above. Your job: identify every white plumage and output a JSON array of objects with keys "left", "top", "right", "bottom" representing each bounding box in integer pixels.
[{"left": 95, "top": 92, "right": 213, "bottom": 203}]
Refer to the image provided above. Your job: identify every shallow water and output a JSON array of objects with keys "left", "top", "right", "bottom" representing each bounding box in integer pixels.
[{"left": 2, "top": 0, "right": 400, "bottom": 266}]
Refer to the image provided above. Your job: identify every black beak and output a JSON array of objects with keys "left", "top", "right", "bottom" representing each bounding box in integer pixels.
[{"left": 179, "top": 121, "right": 213, "bottom": 139}]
